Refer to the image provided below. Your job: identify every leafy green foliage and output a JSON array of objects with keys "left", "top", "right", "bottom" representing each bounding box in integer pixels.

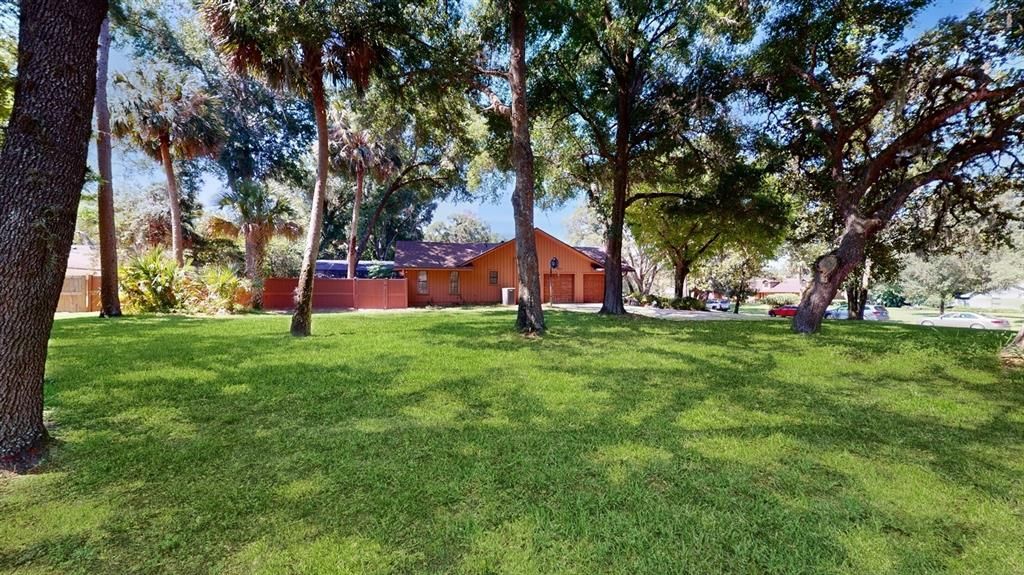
[
  {"left": 263, "top": 236, "right": 304, "bottom": 278},
  {"left": 111, "top": 67, "right": 224, "bottom": 162},
  {"left": 424, "top": 211, "right": 502, "bottom": 243},
  {"left": 751, "top": 0, "right": 1024, "bottom": 250},
  {"left": 0, "top": 35, "right": 15, "bottom": 145},
  {"left": 120, "top": 250, "right": 249, "bottom": 313},
  {"left": 628, "top": 164, "right": 791, "bottom": 277},
  {"left": 119, "top": 250, "right": 183, "bottom": 313},
  {"left": 900, "top": 253, "right": 994, "bottom": 307}
]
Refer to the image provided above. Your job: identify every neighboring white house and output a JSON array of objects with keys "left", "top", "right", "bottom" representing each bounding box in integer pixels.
[{"left": 955, "top": 285, "right": 1024, "bottom": 310}]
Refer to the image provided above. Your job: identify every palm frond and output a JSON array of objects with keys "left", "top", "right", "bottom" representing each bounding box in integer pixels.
[{"left": 207, "top": 216, "right": 241, "bottom": 239}]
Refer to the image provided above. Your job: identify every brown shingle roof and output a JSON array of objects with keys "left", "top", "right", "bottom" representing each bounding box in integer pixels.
[
  {"left": 394, "top": 230, "right": 633, "bottom": 272},
  {"left": 394, "top": 240, "right": 502, "bottom": 268}
]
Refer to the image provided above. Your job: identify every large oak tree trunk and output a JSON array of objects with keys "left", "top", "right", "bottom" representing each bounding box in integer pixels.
[
  {"left": 346, "top": 167, "right": 364, "bottom": 279},
  {"left": 793, "top": 217, "right": 874, "bottom": 334},
  {"left": 673, "top": 259, "right": 689, "bottom": 299},
  {"left": 158, "top": 135, "right": 185, "bottom": 267},
  {"left": 0, "top": 0, "right": 107, "bottom": 469},
  {"left": 94, "top": 16, "right": 120, "bottom": 317},
  {"left": 508, "top": 0, "right": 544, "bottom": 334},
  {"left": 600, "top": 84, "right": 630, "bottom": 315},
  {"left": 291, "top": 55, "right": 328, "bottom": 337}
]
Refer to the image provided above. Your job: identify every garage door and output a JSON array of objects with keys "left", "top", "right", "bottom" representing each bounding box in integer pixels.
[
  {"left": 582, "top": 274, "right": 604, "bottom": 303},
  {"left": 544, "top": 274, "right": 574, "bottom": 303}
]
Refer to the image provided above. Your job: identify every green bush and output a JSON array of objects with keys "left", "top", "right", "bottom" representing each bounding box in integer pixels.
[
  {"left": 367, "top": 263, "right": 394, "bottom": 279},
  {"left": 667, "top": 296, "right": 707, "bottom": 311},
  {"left": 121, "top": 251, "right": 249, "bottom": 314},
  {"left": 179, "top": 265, "right": 249, "bottom": 314},
  {"left": 120, "top": 250, "right": 182, "bottom": 313},
  {"left": 264, "top": 237, "right": 303, "bottom": 278},
  {"left": 758, "top": 295, "right": 799, "bottom": 307}
]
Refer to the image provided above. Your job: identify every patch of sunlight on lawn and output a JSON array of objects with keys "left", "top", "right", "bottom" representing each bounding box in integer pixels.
[
  {"left": 106, "top": 405, "right": 197, "bottom": 439},
  {"left": 0, "top": 474, "right": 110, "bottom": 550},
  {"left": 590, "top": 442, "right": 673, "bottom": 484},
  {"left": 825, "top": 451, "right": 1024, "bottom": 574},
  {"left": 222, "top": 532, "right": 408, "bottom": 575},
  {"left": 459, "top": 517, "right": 596, "bottom": 575},
  {"left": 675, "top": 397, "right": 802, "bottom": 431},
  {"left": 684, "top": 432, "right": 803, "bottom": 467}
]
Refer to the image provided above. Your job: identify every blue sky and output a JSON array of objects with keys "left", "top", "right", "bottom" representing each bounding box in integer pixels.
[{"left": 96, "top": 0, "right": 986, "bottom": 242}]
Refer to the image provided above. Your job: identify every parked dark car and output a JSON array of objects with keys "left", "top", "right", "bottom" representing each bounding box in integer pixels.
[{"left": 768, "top": 305, "right": 799, "bottom": 317}]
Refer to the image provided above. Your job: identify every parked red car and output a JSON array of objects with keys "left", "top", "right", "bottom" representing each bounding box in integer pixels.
[{"left": 768, "top": 305, "right": 799, "bottom": 317}]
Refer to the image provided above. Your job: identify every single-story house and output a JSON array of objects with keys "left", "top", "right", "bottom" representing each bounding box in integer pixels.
[
  {"left": 394, "top": 228, "right": 627, "bottom": 306},
  {"left": 955, "top": 285, "right": 1024, "bottom": 310},
  {"left": 749, "top": 276, "right": 805, "bottom": 299}
]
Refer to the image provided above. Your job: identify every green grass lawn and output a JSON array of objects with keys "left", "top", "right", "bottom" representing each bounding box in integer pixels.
[{"left": 3, "top": 310, "right": 1024, "bottom": 574}]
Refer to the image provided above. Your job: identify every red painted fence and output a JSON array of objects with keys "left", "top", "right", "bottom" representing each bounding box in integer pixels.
[{"left": 262, "top": 278, "right": 408, "bottom": 311}]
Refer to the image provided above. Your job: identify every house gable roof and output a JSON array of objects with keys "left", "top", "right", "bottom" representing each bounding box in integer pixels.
[
  {"left": 394, "top": 228, "right": 630, "bottom": 271},
  {"left": 394, "top": 240, "right": 501, "bottom": 269}
]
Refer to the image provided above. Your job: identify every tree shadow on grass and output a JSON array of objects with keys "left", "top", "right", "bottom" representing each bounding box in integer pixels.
[{"left": 3, "top": 310, "right": 1023, "bottom": 574}]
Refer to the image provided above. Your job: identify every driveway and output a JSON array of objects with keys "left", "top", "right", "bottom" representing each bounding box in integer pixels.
[{"left": 551, "top": 303, "right": 772, "bottom": 321}]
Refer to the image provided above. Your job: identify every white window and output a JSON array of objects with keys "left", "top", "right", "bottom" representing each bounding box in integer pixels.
[{"left": 417, "top": 271, "right": 428, "bottom": 295}]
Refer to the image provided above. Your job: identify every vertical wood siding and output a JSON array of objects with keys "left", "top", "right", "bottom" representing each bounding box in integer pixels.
[{"left": 402, "top": 231, "right": 605, "bottom": 306}]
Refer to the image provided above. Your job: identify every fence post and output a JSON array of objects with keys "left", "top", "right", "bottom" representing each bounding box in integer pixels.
[{"left": 85, "top": 274, "right": 93, "bottom": 311}]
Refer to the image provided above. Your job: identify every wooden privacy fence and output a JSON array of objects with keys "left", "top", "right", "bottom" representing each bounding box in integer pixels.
[
  {"left": 57, "top": 275, "right": 102, "bottom": 313},
  {"left": 262, "top": 277, "right": 408, "bottom": 311}
]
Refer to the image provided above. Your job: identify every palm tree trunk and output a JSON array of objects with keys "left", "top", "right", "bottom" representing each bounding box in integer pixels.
[
  {"left": 509, "top": 0, "right": 544, "bottom": 334},
  {"left": 346, "top": 167, "right": 364, "bottom": 279},
  {"left": 0, "top": 0, "right": 107, "bottom": 470},
  {"left": 243, "top": 225, "right": 266, "bottom": 309},
  {"left": 94, "top": 16, "right": 120, "bottom": 317},
  {"left": 158, "top": 134, "right": 185, "bottom": 267},
  {"left": 291, "top": 55, "right": 328, "bottom": 337}
]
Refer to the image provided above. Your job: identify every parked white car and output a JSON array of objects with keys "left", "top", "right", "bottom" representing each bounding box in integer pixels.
[
  {"left": 707, "top": 298, "right": 732, "bottom": 311},
  {"left": 919, "top": 312, "right": 1012, "bottom": 330}
]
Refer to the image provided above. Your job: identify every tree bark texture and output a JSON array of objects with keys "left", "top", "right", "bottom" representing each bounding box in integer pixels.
[
  {"left": 793, "top": 216, "right": 875, "bottom": 334},
  {"left": 243, "top": 225, "right": 267, "bottom": 309},
  {"left": 0, "top": 0, "right": 107, "bottom": 468},
  {"left": 600, "top": 82, "right": 630, "bottom": 315},
  {"left": 159, "top": 135, "right": 185, "bottom": 267},
  {"left": 508, "top": 0, "right": 544, "bottom": 334},
  {"left": 673, "top": 259, "right": 689, "bottom": 299},
  {"left": 1012, "top": 324, "right": 1024, "bottom": 349},
  {"left": 94, "top": 16, "right": 120, "bottom": 317},
  {"left": 346, "top": 167, "right": 364, "bottom": 279},
  {"left": 291, "top": 55, "right": 328, "bottom": 337}
]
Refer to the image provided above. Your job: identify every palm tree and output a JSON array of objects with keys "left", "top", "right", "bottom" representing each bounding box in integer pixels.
[
  {"left": 112, "top": 68, "right": 223, "bottom": 267},
  {"left": 209, "top": 183, "right": 302, "bottom": 308},
  {"left": 202, "top": 0, "right": 385, "bottom": 336},
  {"left": 94, "top": 16, "right": 122, "bottom": 316},
  {"left": 329, "top": 111, "right": 400, "bottom": 278}
]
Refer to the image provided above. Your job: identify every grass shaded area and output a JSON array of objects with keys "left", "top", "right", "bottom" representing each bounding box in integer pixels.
[{"left": 3, "top": 310, "right": 1024, "bottom": 574}]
